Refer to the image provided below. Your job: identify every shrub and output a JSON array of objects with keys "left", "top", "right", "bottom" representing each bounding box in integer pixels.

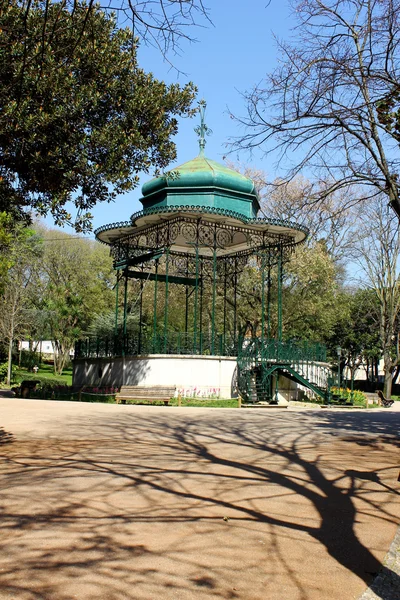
[
  {"left": 0, "top": 362, "right": 16, "bottom": 383},
  {"left": 20, "top": 350, "right": 41, "bottom": 370},
  {"left": 330, "top": 387, "right": 366, "bottom": 406},
  {"left": 24, "top": 382, "right": 118, "bottom": 403}
]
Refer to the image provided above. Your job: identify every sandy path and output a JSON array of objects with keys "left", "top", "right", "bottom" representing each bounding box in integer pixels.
[{"left": 0, "top": 399, "right": 399, "bottom": 600}]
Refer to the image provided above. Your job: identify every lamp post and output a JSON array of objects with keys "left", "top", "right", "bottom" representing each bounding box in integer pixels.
[{"left": 336, "top": 346, "right": 341, "bottom": 391}]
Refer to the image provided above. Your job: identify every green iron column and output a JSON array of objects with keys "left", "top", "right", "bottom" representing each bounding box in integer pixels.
[
  {"left": 123, "top": 270, "right": 128, "bottom": 356},
  {"left": 277, "top": 245, "right": 283, "bottom": 343},
  {"left": 114, "top": 275, "right": 120, "bottom": 356},
  {"left": 152, "top": 259, "right": 159, "bottom": 352},
  {"left": 114, "top": 275, "right": 119, "bottom": 336},
  {"left": 138, "top": 270, "right": 144, "bottom": 354},
  {"left": 223, "top": 261, "right": 227, "bottom": 353},
  {"left": 211, "top": 248, "right": 217, "bottom": 355},
  {"left": 185, "top": 256, "right": 189, "bottom": 335},
  {"left": 233, "top": 258, "right": 238, "bottom": 351},
  {"left": 163, "top": 248, "right": 170, "bottom": 353},
  {"left": 123, "top": 271, "right": 128, "bottom": 336},
  {"left": 261, "top": 254, "right": 266, "bottom": 344},
  {"left": 199, "top": 260, "right": 204, "bottom": 353},
  {"left": 193, "top": 246, "right": 199, "bottom": 353},
  {"left": 267, "top": 253, "right": 272, "bottom": 340}
]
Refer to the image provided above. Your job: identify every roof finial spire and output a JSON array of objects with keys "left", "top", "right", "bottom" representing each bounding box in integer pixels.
[{"left": 194, "top": 99, "right": 212, "bottom": 156}]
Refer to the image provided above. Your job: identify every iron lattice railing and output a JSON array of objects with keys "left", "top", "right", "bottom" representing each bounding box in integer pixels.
[
  {"left": 238, "top": 337, "right": 327, "bottom": 365},
  {"left": 75, "top": 334, "right": 328, "bottom": 363},
  {"left": 237, "top": 337, "right": 329, "bottom": 403},
  {"left": 75, "top": 331, "right": 238, "bottom": 359}
]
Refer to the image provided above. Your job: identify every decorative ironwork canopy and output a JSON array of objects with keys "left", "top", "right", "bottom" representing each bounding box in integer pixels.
[
  {"left": 90, "top": 106, "right": 309, "bottom": 365},
  {"left": 97, "top": 210, "right": 306, "bottom": 262}
]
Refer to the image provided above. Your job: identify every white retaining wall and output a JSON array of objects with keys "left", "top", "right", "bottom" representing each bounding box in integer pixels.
[{"left": 73, "top": 354, "right": 238, "bottom": 399}]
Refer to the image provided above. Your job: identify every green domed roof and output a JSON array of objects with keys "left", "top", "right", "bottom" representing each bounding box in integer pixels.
[
  {"left": 138, "top": 153, "right": 260, "bottom": 220},
  {"left": 142, "top": 154, "right": 256, "bottom": 196},
  {"left": 96, "top": 105, "right": 308, "bottom": 250}
]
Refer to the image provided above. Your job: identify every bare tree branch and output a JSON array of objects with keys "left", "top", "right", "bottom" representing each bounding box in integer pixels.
[
  {"left": 349, "top": 195, "right": 400, "bottom": 396},
  {"left": 230, "top": 0, "right": 400, "bottom": 217}
]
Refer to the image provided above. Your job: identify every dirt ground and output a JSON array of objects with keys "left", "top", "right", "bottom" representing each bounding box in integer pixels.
[{"left": 0, "top": 399, "right": 399, "bottom": 600}]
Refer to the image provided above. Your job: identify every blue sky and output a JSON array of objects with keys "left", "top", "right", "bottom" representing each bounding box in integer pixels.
[{"left": 45, "top": 0, "right": 296, "bottom": 235}]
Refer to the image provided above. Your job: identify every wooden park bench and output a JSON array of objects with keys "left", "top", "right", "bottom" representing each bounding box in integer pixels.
[
  {"left": 376, "top": 390, "right": 394, "bottom": 408},
  {"left": 116, "top": 386, "right": 176, "bottom": 406}
]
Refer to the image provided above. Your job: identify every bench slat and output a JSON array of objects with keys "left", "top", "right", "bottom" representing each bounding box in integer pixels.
[
  {"left": 116, "top": 385, "right": 176, "bottom": 406},
  {"left": 117, "top": 396, "right": 171, "bottom": 400}
]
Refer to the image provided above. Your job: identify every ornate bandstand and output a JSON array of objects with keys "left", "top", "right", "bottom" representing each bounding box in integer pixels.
[{"left": 73, "top": 105, "right": 331, "bottom": 403}]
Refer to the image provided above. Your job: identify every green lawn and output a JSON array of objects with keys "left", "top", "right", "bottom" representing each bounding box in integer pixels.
[{"left": 14, "top": 364, "right": 73, "bottom": 386}]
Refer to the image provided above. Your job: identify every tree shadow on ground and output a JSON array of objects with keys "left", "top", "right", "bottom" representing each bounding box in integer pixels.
[
  {"left": 0, "top": 427, "right": 14, "bottom": 445},
  {"left": 0, "top": 407, "right": 399, "bottom": 600},
  {"left": 314, "top": 409, "right": 400, "bottom": 446}
]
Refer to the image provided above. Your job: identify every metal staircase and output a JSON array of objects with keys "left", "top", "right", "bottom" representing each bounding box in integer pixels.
[{"left": 237, "top": 337, "right": 332, "bottom": 404}]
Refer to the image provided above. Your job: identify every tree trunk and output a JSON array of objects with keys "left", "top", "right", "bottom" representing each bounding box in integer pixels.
[
  {"left": 383, "top": 349, "right": 393, "bottom": 398},
  {"left": 364, "top": 357, "right": 370, "bottom": 382},
  {"left": 6, "top": 335, "right": 13, "bottom": 386},
  {"left": 392, "top": 364, "right": 400, "bottom": 385},
  {"left": 384, "top": 370, "right": 393, "bottom": 398},
  {"left": 6, "top": 308, "right": 16, "bottom": 386},
  {"left": 53, "top": 341, "right": 70, "bottom": 375}
]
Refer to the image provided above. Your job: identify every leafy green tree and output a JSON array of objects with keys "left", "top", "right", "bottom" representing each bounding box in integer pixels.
[
  {"left": 282, "top": 242, "right": 342, "bottom": 342},
  {"left": 327, "top": 288, "right": 382, "bottom": 384},
  {"left": 222, "top": 241, "right": 342, "bottom": 344},
  {"left": 0, "top": 225, "right": 43, "bottom": 384},
  {"left": 87, "top": 310, "right": 140, "bottom": 338},
  {"left": 0, "top": 2, "right": 197, "bottom": 230},
  {"left": 0, "top": 212, "right": 16, "bottom": 292},
  {"left": 32, "top": 227, "right": 115, "bottom": 373}
]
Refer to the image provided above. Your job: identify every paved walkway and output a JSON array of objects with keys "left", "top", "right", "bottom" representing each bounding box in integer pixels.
[{"left": 0, "top": 398, "right": 399, "bottom": 600}]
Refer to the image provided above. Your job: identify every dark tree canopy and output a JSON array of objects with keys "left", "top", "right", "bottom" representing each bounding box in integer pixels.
[
  {"left": 0, "top": 1, "right": 199, "bottom": 230},
  {"left": 377, "top": 85, "right": 400, "bottom": 145},
  {"left": 232, "top": 0, "right": 400, "bottom": 218}
]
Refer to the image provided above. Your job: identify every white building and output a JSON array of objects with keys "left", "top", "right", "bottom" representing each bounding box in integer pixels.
[{"left": 19, "top": 341, "right": 74, "bottom": 358}]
